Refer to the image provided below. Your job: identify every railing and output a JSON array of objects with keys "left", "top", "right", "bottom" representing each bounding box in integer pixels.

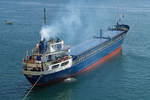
[
  {"left": 51, "top": 56, "right": 70, "bottom": 64},
  {"left": 23, "top": 66, "right": 43, "bottom": 72}
]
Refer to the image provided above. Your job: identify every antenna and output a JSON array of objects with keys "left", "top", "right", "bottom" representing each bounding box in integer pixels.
[{"left": 44, "top": 8, "right": 46, "bottom": 25}]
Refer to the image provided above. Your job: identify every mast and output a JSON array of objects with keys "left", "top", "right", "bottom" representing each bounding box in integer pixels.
[
  {"left": 44, "top": 8, "right": 46, "bottom": 25},
  {"left": 100, "top": 29, "right": 102, "bottom": 38}
]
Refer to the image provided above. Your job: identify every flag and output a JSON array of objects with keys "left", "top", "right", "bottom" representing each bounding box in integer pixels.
[{"left": 120, "top": 14, "right": 125, "bottom": 19}]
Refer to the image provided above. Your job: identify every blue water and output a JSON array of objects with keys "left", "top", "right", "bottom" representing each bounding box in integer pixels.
[{"left": 0, "top": 0, "right": 150, "bottom": 100}]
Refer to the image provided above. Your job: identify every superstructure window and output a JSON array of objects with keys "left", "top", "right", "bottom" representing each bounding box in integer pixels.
[
  {"left": 48, "top": 55, "right": 51, "bottom": 61},
  {"left": 61, "top": 61, "right": 69, "bottom": 66},
  {"left": 52, "top": 64, "right": 59, "bottom": 69}
]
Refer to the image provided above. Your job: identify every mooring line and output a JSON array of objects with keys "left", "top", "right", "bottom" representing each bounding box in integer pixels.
[{"left": 22, "top": 75, "right": 42, "bottom": 100}]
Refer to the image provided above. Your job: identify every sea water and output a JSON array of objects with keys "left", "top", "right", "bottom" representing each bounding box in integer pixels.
[{"left": 0, "top": 0, "right": 150, "bottom": 100}]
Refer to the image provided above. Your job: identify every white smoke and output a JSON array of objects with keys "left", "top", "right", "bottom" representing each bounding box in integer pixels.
[
  {"left": 40, "top": 25, "right": 60, "bottom": 41},
  {"left": 39, "top": 1, "right": 115, "bottom": 44},
  {"left": 40, "top": 6, "right": 82, "bottom": 42}
]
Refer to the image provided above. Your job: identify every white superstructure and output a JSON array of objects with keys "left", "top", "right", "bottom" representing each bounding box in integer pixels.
[{"left": 23, "top": 38, "right": 73, "bottom": 75}]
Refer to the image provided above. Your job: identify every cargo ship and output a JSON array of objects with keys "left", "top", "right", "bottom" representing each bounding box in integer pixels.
[{"left": 22, "top": 9, "right": 129, "bottom": 87}]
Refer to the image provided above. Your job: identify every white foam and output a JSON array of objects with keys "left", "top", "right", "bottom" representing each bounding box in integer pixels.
[{"left": 64, "top": 77, "right": 77, "bottom": 83}]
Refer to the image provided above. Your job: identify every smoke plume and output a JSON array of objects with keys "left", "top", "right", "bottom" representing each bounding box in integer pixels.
[
  {"left": 40, "top": 1, "right": 115, "bottom": 45},
  {"left": 40, "top": 26, "right": 60, "bottom": 41},
  {"left": 40, "top": 6, "right": 83, "bottom": 44}
]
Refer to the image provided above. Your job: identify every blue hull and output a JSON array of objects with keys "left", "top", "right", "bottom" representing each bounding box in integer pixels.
[{"left": 25, "top": 32, "right": 125, "bottom": 86}]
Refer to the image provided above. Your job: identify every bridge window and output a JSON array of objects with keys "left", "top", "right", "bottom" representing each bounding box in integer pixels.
[
  {"left": 61, "top": 61, "right": 69, "bottom": 66},
  {"left": 52, "top": 64, "right": 59, "bottom": 69}
]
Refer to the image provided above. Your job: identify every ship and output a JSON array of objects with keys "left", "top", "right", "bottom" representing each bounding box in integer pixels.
[{"left": 22, "top": 9, "right": 129, "bottom": 87}]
